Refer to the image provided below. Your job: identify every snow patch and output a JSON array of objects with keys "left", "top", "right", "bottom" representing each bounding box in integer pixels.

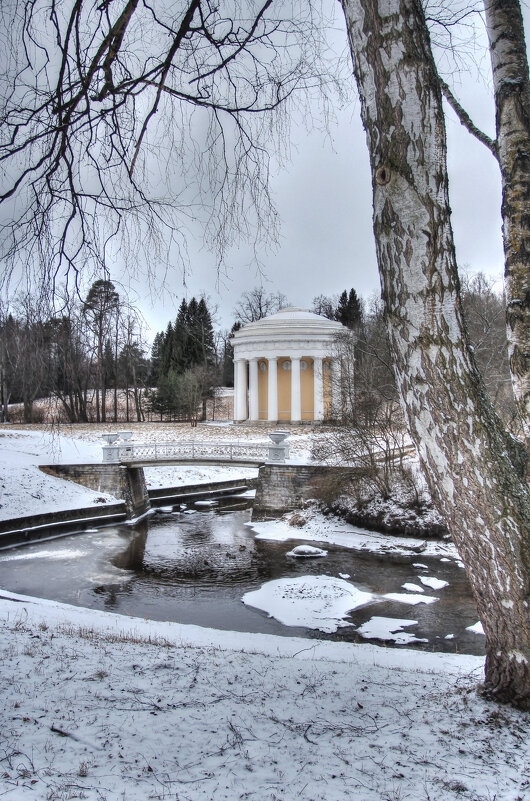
[
  {"left": 286, "top": 545, "right": 327, "bottom": 558},
  {"left": 356, "top": 616, "right": 428, "bottom": 645},
  {"left": 508, "top": 650, "right": 528, "bottom": 665},
  {"left": 419, "top": 576, "right": 449, "bottom": 590},
  {"left": 242, "top": 576, "right": 375, "bottom": 633}
]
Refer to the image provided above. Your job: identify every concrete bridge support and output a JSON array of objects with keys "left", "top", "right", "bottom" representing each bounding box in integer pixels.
[
  {"left": 40, "top": 464, "right": 151, "bottom": 520},
  {"left": 252, "top": 463, "right": 358, "bottom": 519}
]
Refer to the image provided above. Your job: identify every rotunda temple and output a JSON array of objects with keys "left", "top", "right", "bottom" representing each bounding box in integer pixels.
[{"left": 231, "top": 307, "right": 347, "bottom": 423}]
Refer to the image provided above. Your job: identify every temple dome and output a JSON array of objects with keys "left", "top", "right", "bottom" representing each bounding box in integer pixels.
[{"left": 232, "top": 307, "right": 345, "bottom": 355}]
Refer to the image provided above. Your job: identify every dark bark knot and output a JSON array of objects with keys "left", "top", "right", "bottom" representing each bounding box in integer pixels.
[{"left": 375, "top": 165, "right": 391, "bottom": 185}]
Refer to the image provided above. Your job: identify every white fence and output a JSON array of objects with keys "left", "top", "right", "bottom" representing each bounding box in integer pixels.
[{"left": 101, "top": 432, "right": 290, "bottom": 464}]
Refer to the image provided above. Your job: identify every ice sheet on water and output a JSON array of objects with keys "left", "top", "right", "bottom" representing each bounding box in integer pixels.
[
  {"left": 419, "top": 576, "right": 449, "bottom": 590},
  {"left": 466, "top": 621, "right": 485, "bottom": 635},
  {"left": 356, "top": 616, "right": 428, "bottom": 645},
  {"left": 383, "top": 592, "right": 438, "bottom": 605},
  {"left": 242, "top": 575, "right": 375, "bottom": 634}
]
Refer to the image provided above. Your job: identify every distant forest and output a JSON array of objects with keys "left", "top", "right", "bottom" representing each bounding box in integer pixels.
[{"left": 0, "top": 276, "right": 513, "bottom": 426}]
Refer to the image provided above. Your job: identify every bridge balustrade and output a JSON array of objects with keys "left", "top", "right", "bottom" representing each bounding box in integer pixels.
[{"left": 102, "top": 439, "right": 278, "bottom": 464}]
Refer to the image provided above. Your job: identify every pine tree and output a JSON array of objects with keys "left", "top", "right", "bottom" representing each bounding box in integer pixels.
[
  {"left": 160, "top": 322, "right": 174, "bottom": 376},
  {"left": 184, "top": 297, "right": 201, "bottom": 366},
  {"left": 335, "top": 288, "right": 363, "bottom": 330},
  {"left": 149, "top": 332, "right": 165, "bottom": 386},
  {"left": 195, "top": 297, "right": 216, "bottom": 368},
  {"left": 173, "top": 299, "right": 189, "bottom": 372}
]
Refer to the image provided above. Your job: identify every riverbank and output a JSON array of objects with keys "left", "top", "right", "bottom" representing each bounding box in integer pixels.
[
  {"left": 0, "top": 426, "right": 261, "bottom": 523},
  {"left": 1, "top": 590, "right": 529, "bottom": 801},
  {"left": 0, "top": 424, "right": 447, "bottom": 541}
]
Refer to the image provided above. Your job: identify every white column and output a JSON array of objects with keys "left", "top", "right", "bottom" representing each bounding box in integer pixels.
[
  {"left": 234, "top": 359, "right": 248, "bottom": 421},
  {"left": 313, "top": 357, "right": 324, "bottom": 421},
  {"left": 267, "top": 357, "right": 278, "bottom": 421},
  {"left": 330, "top": 358, "right": 341, "bottom": 420},
  {"left": 291, "top": 356, "right": 301, "bottom": 422},
  {"left": 249, "top": 358, "right": 259, "bottom": 421}
]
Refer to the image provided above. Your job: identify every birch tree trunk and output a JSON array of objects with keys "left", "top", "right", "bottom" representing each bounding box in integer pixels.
[
  {"left": 340, "top": 0, "right": 530, "bottom": 707},
  {"left": 484, "top": 0, "right": 530, "bottom": 445}
]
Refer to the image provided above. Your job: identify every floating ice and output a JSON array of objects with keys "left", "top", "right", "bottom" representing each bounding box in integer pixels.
[
  {"left": 402, "top": 582, "right": 424, "bottom": 593},
  {"left": 356, "top": 616, "right": 428, "bottom": 645},
  {"left": 242, "top": 576, "right": 374, "bottom": 633},
  {"left": 286, "top": 545, "right": 327, "bottom": 558},
  {"left": 466, "top": 621, "right": 485, "bottom": 635},
  {"left": 419, "top": 576, "right": 449, "bottom": 590},
  {"left": 384, "top": 593, "right": 437, "bottom": 605}
]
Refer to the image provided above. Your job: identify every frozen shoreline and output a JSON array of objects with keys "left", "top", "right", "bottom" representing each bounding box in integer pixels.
[
  {"left": 0, "top": 425, "right": 529, "bottom": 800},
  {"left": 1, "top": 589, "right": 528, "bottom": 801}
]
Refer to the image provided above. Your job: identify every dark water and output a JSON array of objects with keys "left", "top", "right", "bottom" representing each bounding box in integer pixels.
[{"left": 0, "top": 496, "right": 484, "bottom": 654}]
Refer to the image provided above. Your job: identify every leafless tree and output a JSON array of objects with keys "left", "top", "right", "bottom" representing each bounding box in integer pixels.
[
  {"left": 0, "top": 0, "right": 342, "bottom": 293},
  {"left": 424, "top": 1, "right": 530, "bottom": 441},
  {"left": 461, "top": 271, "right": 516, "bottom": 426},
  {"left": 341, "top": 0, "right": 530, "bottom": 708},
  {"left": 233, "top": 286, "right": 289, "bottom": 323}
]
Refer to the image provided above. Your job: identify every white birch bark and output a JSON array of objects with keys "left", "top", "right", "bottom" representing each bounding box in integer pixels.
[
  {"left": 484, "top": 0, "right": 530, "bottom": 444},
  {"left": 341, "top": 0, "right": 530, "bottom": 707}
]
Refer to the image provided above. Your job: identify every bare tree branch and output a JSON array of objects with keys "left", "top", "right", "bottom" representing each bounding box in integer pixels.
[{"left": 439, "top": 76, "right": 498, "bottom": 157}]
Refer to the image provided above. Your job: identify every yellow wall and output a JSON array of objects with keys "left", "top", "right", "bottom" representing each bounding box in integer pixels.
[
  {"left": 258, "top": 359, "right": 268, "bottom": 420},
  {"left": 252, "top": 356, "right": 321, "bottom": 421},
  {"left": 300, "top": 358, "right": 314, "bottom": 421},
  {"left": 277, "top": 358, "right": 291, "bottom": 421}
]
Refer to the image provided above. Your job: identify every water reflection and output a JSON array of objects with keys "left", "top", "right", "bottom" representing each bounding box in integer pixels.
[{"left": 0, "top": 496, "right": 484, "bottom": 654}]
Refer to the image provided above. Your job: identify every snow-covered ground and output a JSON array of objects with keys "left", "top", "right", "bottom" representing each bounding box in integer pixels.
[
  {"left": 250, "top": 510, "right": 460, "bottom": 559},
  {"left": 0, "top": 427, "right": 262, "bottom": 521},
  {"left": 0, "top": 429, "right": 118, "bottom": 521},
  {"left": 0, "top": 591, "right": 528, "bottom": 801},
  {"left": 1, "top": 423, "right": 529, "bottom": 800}
]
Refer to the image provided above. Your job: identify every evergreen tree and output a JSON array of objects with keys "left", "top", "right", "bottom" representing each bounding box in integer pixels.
[
  {"left": 335, "top": 289, "right": 363, "bottom": 330},
  {"left": 184, "top": 297, "right": 201, "bottom": 366},
  {"left": 82, "top": 279, "right": 120, "bottom": 422},
  {"left": 173, "top": 299, "right": 189, "bottom": 372},
  {"left": 222, "top": 321, "right": 241, "bottom": 386},
  {"left": 160, "top": 321, "right": 174, "bottom": 376},
  {"left": 149, "top": 332, "right": 165, "bottom": 386},
  {"left": 195, "top": 297, "right": 216, "bottom": 368}
]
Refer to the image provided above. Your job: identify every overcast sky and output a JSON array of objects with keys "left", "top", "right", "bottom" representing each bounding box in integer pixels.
[{"left": 120, "top": 6, "right": 528, "bottom": 341}]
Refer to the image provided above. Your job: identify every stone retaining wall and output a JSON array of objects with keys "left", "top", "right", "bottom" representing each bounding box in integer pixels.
[
  {"left": 0, "top": 502, "right": 127, "bottom": 548},
  {"left": 252, "top": 464, "right": 360, "bottom": 519},
  {"left": 149, "top": 478, "right": 257, "bottom": 505},
  {"left": 41, "top": 464, "right": 150, "bottom": 518}
]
